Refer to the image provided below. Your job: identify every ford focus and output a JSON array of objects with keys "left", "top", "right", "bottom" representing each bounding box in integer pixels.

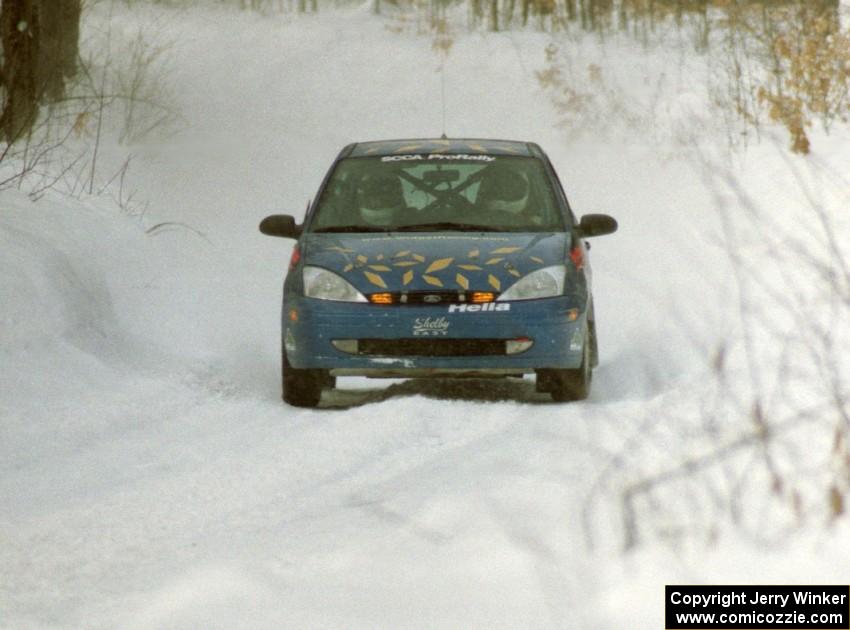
[{"left": 260, "top": 138, "right": 617, "bottom": 407}]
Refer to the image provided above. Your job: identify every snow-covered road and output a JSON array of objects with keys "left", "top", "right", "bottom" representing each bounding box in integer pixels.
[{"left": 3, "top": 4, "right": 849, "bottom": 628}]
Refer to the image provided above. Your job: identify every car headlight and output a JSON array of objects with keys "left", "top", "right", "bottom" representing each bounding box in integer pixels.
[
  {"left": 497, "top": 265, "right": 566, "bottom": 301},
  {"left": 303, "top": 266, "right": 367, "bottom": 302}
]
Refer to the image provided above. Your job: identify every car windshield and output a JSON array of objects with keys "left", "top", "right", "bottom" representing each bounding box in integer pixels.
[{"left": 309, "top": 155, "right": 564, "bottom": 233}]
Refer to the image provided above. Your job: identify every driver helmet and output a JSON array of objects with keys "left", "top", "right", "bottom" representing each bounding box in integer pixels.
[
  {"left": 477, "top": 165, "right": 530, "bottom": 214},
  {"left": 356, "top": 174, "right": 404, "bottom": 226}
]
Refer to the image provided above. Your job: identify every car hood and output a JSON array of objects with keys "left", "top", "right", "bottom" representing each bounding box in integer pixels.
[{"left": 302, "top": 232, "right": 568, "bottom": 293}]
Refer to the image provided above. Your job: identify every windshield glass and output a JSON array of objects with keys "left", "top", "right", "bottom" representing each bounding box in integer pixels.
[{"left": 310, "top": 155, "right": 564, "bottom": 233}]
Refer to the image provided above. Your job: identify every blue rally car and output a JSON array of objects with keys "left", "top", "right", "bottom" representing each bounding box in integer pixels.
[{"left": 260, "top": 138, "right": 617, "bottom": 407}]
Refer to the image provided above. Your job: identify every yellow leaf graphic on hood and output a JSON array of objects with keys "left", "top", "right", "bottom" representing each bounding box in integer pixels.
[
  {"left": 412, "top": 254, "right": 426, "bottom": 262},
  {"left": 456, "top": 273, "right": 469, "bottom": 290},
  {"left": 490, "top": 246, "right": 521, "bottom": 255},
  {"left": 508, "top": 269, "right": 521, "bottom": 277},
  {"left": 425, "top": 257, "right": 453, "bottom": 274},
  {"left": 393, "top": 250, "right": 411, "bottom": 258},
  {"left": 423, "top": 275, "right": 443, "bottom": 287},
  {"left": 403, "top": 270, "right": 414, "bottom": 285},
  {"left": 458, "top": 264, "right": 482, "bottom": 271},
  {"left": 364, "top": 271, "right": 387, "bottom": 288},
  {"left": 488, "top": 274, "right": 501, "bottom": 291},
  {"left": 356, "top": 254, "right": 368, "bottom": 264},
  {"left": 530, "top": 256, "right": 544, "bottom": 264},
  {"left": 343, "top": 263, "right": 354, "bottom": 273},
  {"left": 468, "top": 249, "right": 480, "bottom": 258},
  {"left": 485, "top": 257, "right": 504, "bottom": 265},
  {"left": 394, "top": 261, "right": 418, "bottom": 267},
  {"left": 369, "top": 265, "right": 391, "bottom": 271}
]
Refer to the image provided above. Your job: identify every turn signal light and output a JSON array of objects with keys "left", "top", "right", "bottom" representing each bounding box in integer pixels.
[
  {"left": 289, "top": 244, "right": 301, "bottom": 270},
  {"left": 369, "top": 293, "right": 393, "bottom": 304},
  {"left": 569, "top": 246, "right": 584, "bottom": 270},
  {"left": 471, "top": 292, "right": 495, "bottom": 303}
]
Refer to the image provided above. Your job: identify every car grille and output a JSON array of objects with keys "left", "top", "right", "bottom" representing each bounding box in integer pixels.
[
  {"left": 357, "top": 338, "right": 507, "bottom": 357},
  {"left": 369, "top": 291, "right": 500, "bottom": 305}
]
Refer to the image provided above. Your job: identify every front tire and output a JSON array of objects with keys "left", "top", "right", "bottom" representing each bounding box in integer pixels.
[
  {"left": 538, "top": 336, "right": 592, "bottom": 402},
  {"left": 282, "top": 350, "right": 326, "bottom": 408}
]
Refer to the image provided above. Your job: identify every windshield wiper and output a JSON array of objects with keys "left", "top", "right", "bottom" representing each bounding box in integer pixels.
[
  {"left": 393, "top": 222, "right": 508, "bottom": 233},
  {"left": 312, "top": 225, "right": 391, "bottom": 233}
]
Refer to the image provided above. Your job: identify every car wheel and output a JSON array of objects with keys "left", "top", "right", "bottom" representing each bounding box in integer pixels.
[
  {"left": 588, "top": 312, "right": 599, "bottom": 368},
  {"left": 282, "top": 349, "right": 325, "bottom": 408},
  {"left": 547, "top": 336, "right": 592, "bottom": 402}
]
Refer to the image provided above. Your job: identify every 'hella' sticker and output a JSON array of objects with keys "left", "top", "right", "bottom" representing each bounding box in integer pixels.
[{"left": 448, "top": 303, "right": 511, "bottom": 313}]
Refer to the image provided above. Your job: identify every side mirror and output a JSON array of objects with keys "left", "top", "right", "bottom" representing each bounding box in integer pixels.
[
  {"left": 577, "top": 213, "right": 618, "bottom": 238},
  {"left": 259, "top": 214, "right": 301, "bottom": 239}
]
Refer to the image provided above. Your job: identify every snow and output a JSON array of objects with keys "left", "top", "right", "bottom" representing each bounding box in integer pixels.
[{"left": 2, "top": 3, "right": 850, "bottom": 628}]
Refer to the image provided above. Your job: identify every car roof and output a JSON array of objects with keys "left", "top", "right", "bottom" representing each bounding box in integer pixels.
[{"left": 346, "top": 138, "right": 541, "bottom": 158}]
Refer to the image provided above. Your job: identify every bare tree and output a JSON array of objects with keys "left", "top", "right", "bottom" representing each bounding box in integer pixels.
[
  {"left": 37, "top": 0, "right": 82, "bottom": 102},
  {"left": 1, "top": 0, "right": 40, "bottom": 143},
  {"left": 1, "top": 0, "right": 81, "bottom": 143}
]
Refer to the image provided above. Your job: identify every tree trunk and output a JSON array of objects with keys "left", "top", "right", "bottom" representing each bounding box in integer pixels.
[
  {"left": 37, "top": 0, "right": 81, "bottom": 101},
  {"left": 469, "top": 0, "right": 480, "bottom": 25},
  {"left": 1, "top": 0, "right": 40, "bottom": 143},
  {"left": 565, "top": 0, "right": 575, "bottom": 22}
]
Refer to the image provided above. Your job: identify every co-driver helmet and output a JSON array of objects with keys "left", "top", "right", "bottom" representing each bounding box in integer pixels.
[{"left": 356, "top": 174, "right": 404, "bottom": 226}]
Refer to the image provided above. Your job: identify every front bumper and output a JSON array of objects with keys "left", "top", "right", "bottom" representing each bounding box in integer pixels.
[{"left": 283, "top": 295, "right": 587, "bottom": 375}]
